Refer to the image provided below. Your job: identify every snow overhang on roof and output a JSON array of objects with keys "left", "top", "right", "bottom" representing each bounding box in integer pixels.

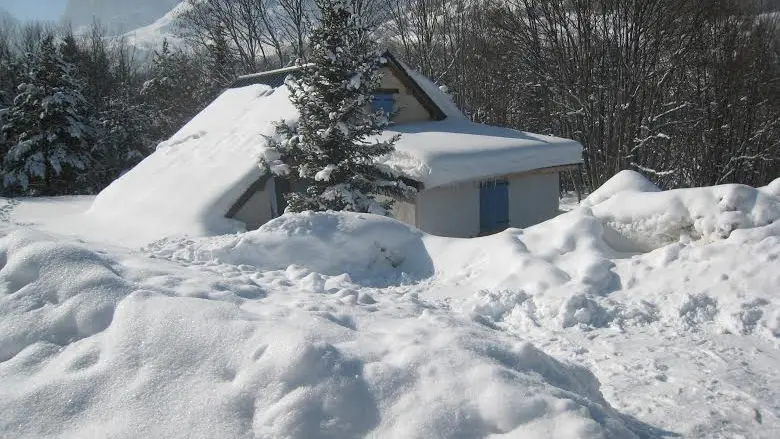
[{"left": 380, "top": 119, "right": 582, "bottom": 189}]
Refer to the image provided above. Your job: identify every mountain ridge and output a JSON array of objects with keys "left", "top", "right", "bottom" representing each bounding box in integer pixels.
[
  {"left": 0, "top": 5, "right": 18, "bottom": 26},
  {"left": 63, "top": 0, "right": 182, "bottom": 35}
]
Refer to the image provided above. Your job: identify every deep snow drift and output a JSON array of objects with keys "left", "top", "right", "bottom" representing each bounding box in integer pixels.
[
  {"left": 1, "top": 175, "right": 779, "bottom": 438},
  {"left": 1, "top": 229, "right": 636, "bottom": 439}
]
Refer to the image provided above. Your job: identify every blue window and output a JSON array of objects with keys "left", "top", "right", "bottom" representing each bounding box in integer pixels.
[
  {"left": 371, "top": 93, "right": 394, "bottom": 115},
  {"left": 480, "top": 180, "right": 509, "bottom": 234}
]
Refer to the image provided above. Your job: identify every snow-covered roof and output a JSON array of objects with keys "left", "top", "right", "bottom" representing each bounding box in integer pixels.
[
  {"left": 230, "top": 64, "right": 312, "bottom": 89},
  {"left": 88, "top": 84, "right": 294, "bottom": 239},
  {"left": 383, "top": 120, "right": 581, "bottom": 189}
]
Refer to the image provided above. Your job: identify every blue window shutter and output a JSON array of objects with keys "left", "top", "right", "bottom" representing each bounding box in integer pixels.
[{"left": 371, "top": 93, "right": 394, "bottom": 114}]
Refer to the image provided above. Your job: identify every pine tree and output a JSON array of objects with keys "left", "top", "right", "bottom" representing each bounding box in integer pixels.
[
  {"left": 92, "top": 89, "right": 151, "bottom": 187},
  {"left": 203, "top": 28, "right": 236, "bottom": 97},
  {"left": 0, "top": 35, "right": 94, "bottom": 195},
  {"left": 141, "top": 40, "right": 204, "bottom": 145},
  {"left": 262, "top": 0, "right": 416, "bottom": 215},
  {"left": 0, "top": 34, "right": 22, "bottom": 159}
]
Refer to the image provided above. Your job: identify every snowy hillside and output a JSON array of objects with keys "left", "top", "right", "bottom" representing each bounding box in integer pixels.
[
  {"left": 0, "top": 173, "right": 779, "bottom": 438},
  {"left": 0, "top": 6, "right": 17, "bottom": 26},
  {"left": 122, "top": 2, "right": 191, "bottom": 52},
  {"left": 64, "top": 0, "right": 182, "bottom": 35}
]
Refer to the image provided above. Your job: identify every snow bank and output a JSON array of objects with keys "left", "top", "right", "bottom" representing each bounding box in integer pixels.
[
  {"left": 87, "top": 84, "right": 296, "bottom": 243},
  {"left": 146, "top": 211, "right": 434, "bottom": 286},
  {"left": 453, "top": 182, "right": 780, "bottom": 336},
  {"left": 761, "top": 177, "right": 780, "bottom": 198},
  {"left": 582, "top": 172, "right": 778, "bottom": 251},
  {"left": 0, "top": 229, "right": 636, "bottom": 439},
  {"left": 3, "top": 176, "right": 780, "bottom": 437},
  {"left": 590, "top": 183, "right": 780, "bottom": 251},
  {"left": 0, "top": 230, "right": 133, "bottom": 363},
  {"left": 144, "top": 180, "right": 780, "bottom": 338},
  {"left": 581, "top": 170, "right": 660, "bottom": 207}
]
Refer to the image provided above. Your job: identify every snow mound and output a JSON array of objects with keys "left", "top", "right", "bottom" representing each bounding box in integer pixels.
[
  {"left": 426, "top": 183, "right": 780, "bottom": 335},
  {"left": 143, "top": 181, "right": 780, "bottom": 338},
  {"left": 590, "top": 183, "right": 780, "bottom": 251},
  {"left": 761, "top": 177, "right": 780, "bottom": 198},
  {"left": 581, "top": 170, "right": 660, "bottom": 207},
  {"left": 0, "top": 230, "right": 133, "bottom": 363},
  {"left": 146, "top": 211, "right": 434, "bottom": 286},
  {"left": 0, "top": 229, "right": 637, "bottom": 439}
]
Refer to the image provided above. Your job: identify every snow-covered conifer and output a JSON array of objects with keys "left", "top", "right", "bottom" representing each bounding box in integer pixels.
[
  {"left": 0, "top": 35, "right": 94, "bottom": 195},
  {"left": 262, "top": 0, "right": 416, "bottom": 214},
  {"left": 203, "top": 29, "right": 236, "bottom": 98},
  {"left": 141, "top": 40, "right": 203, "bottom": 145}
]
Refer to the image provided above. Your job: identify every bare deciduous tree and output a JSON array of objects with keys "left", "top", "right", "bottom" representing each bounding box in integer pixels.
[{"left": 177, "top": 0, "right": 286, "bottom": 72}]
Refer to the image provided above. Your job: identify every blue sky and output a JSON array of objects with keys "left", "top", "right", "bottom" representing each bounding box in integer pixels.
[{"left": 3, "top": 0, "right": 67, "bottom": 22}]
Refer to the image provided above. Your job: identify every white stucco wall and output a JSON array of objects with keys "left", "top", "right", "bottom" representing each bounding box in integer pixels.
[
  {"left": 416, "top": 181, "right": 480, "bottom": 237},
  {"left": 508, "top": 172, "right": 560, "bottom": 228},
  {"left": 231, "top": 183, "right": 275, "bottom": 229},
  {"left": 410, "top": 171, "right": 561, "bottom": 237},
  {"left": 228, "top": 172, "right": 561, "bottom": 236}
]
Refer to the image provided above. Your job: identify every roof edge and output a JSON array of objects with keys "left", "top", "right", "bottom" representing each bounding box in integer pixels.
[{"left": 235, "top": 63, "right": 313, "bottom": 82}]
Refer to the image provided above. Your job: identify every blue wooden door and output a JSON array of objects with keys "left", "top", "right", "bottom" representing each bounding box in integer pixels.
[{"left": 480, "top": 180, "right": 509, "bottom": 234}]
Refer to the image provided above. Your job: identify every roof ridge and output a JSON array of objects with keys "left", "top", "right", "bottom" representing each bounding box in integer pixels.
[{"left": 236, "top": 64, "right": 310, "bottom": 80}]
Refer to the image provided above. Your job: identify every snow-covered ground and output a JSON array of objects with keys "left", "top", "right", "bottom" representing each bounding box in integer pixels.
[{"left": 1, "top": 172, "right": 779, "bottom": 438}]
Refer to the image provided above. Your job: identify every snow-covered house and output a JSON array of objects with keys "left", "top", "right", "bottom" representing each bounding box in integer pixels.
[{"left": 89, "top": 52, "right": 582, "bottom": 240}]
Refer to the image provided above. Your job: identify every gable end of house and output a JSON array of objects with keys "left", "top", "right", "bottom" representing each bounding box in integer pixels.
[{"left": 227, "top": 52, "right": 447, "bottom": 121}]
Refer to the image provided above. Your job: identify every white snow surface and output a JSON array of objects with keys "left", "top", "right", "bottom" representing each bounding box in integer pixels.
[{"left": 2, "top": 178, "right": 779, "bottom": 438}]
